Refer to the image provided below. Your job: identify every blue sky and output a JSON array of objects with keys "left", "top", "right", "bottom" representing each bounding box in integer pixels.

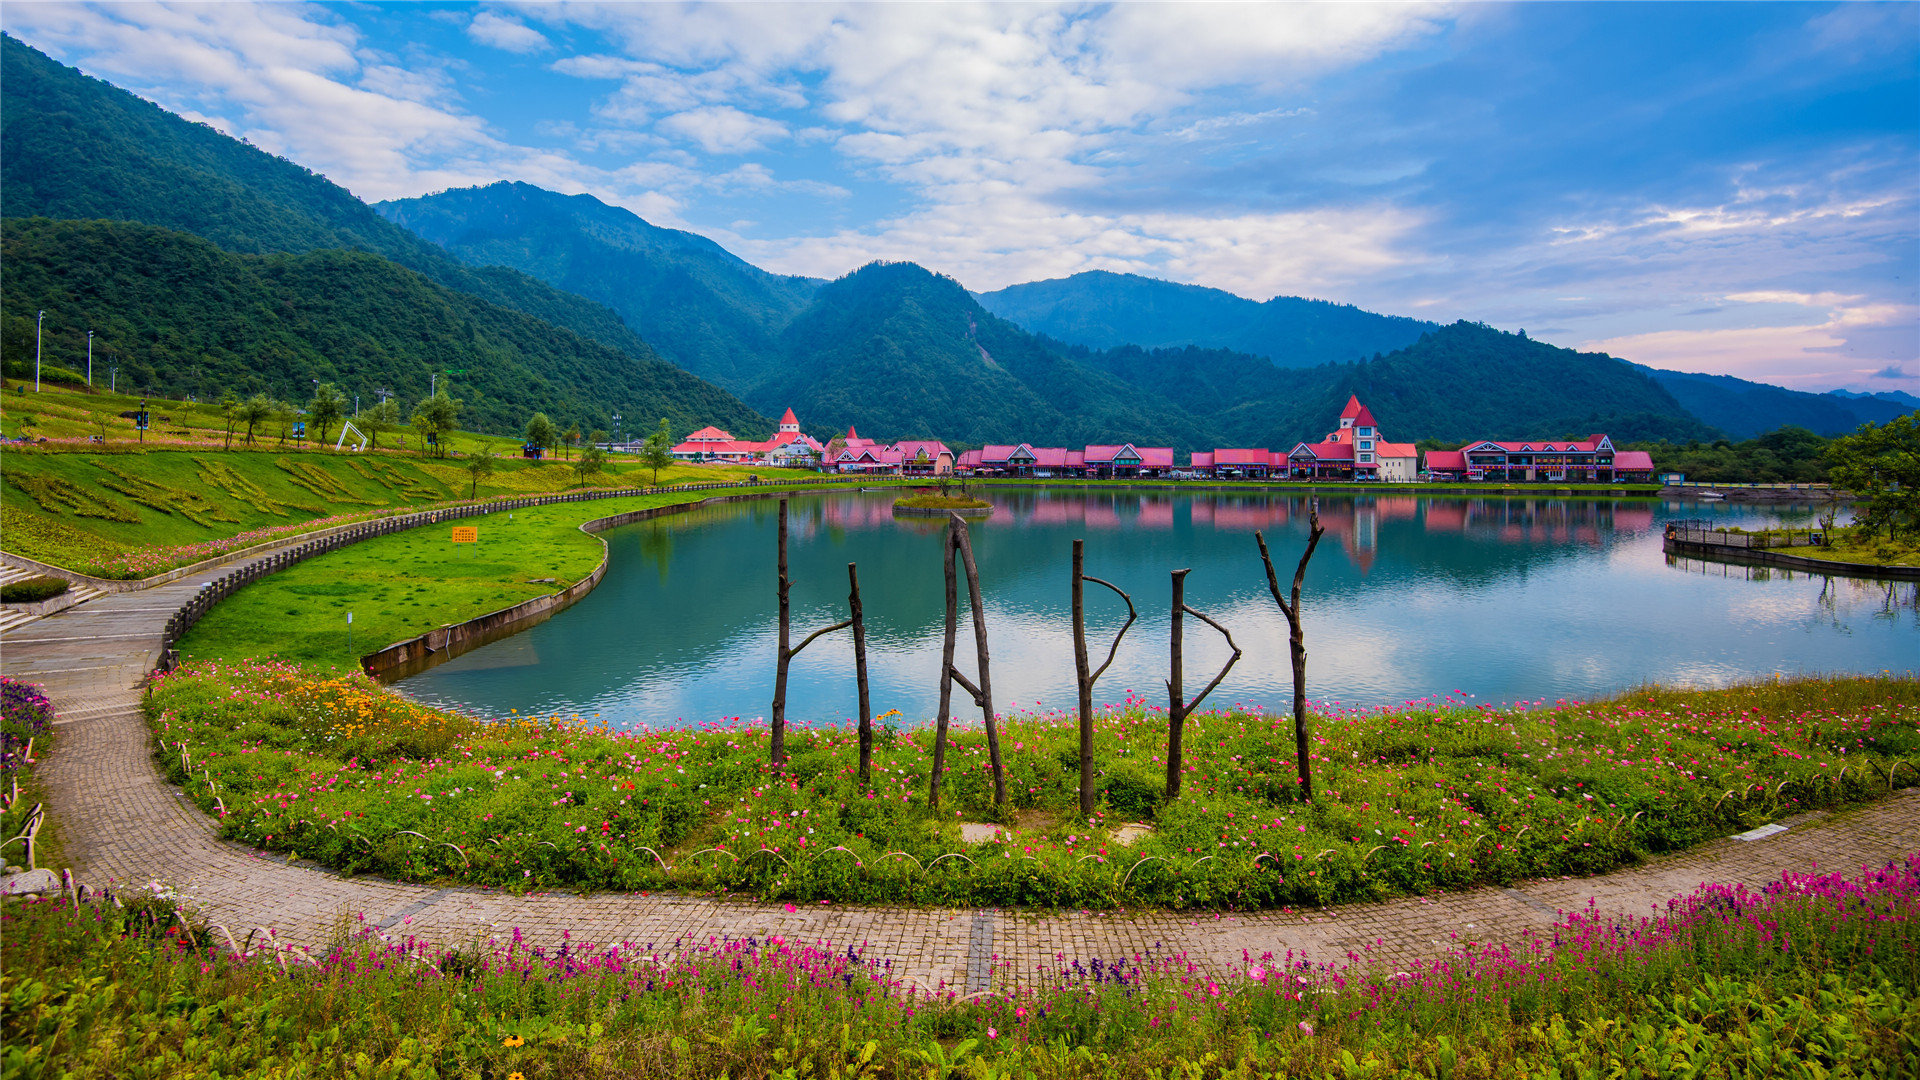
[{"left": 5, "top": 2, "right": 1915, "bottom": 393}]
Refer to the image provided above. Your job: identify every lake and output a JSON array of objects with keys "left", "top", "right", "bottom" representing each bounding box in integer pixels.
[{"left": 395, "top": 489, "right": 1918, "bottom": 728}]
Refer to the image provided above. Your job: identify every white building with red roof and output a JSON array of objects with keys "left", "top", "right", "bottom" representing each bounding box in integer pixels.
[
  {"left": 670, "top": 407, "right": 826, "bottom": 465},
  {"left": 831, "top": 431, "right": 955, "bottom": 475},
  {"left": 1282, "top": 396, "right": 1419, "bottom": 481}
]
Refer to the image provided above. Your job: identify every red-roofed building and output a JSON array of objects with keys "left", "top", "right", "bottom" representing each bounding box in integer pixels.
[
  {"left": 671, "top": 407, "right": 826, "bottom": 465},
  {"left": 1283, "top": 396, "right": 1418, "bottom": 481},
  {"left": 832, "top": 437, "right": 955, "bottom": 475},
  {"left": 1084, "top": 444, "right": 1174, "bottom": 478},
  {"left": 1422, "top": 435, "right": 1656, "bottom": 482}
]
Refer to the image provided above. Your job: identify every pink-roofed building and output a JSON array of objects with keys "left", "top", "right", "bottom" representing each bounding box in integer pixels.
[
  {"left": 1422, "top": 435, "right": 1656, "bottom": 483},
  {"left": 831, "top": 437, "right": 955, "bottom": 475},
  {"left": 1084, "top": 444, "right": 1174, "bottom": 479}
]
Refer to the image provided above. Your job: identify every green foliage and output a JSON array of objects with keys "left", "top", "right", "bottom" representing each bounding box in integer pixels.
[
  {"left": 523, "top": 411, "right": 557, "bottom": 454},
  {"left": 463, "top": 448, "right": 496, "bottom": 500},
  {"left": 0, "top": 576, "right": 67, "bottom": 603},
  {"left": 1, "top": 217, "right": 766, "bottom": 439},
  {"left": 360, "top": 397, "right": 400, "bottom": 449},
  {"left": 1625, "top": 425, "right": 1836, "bottom": 483},
  {"left": 306, "top": 382, "right": 345, "bottom": 446},
  {"left": 379, "top": 181, "right": 821, "bottom": 395},
  {"left": 408, "top": 391, "right": 460, "bottom": 457},
  {"left": 144, "top": 662, "right": 1920, "bottom": 907},
  {"left": 640, "top": 418, "right": 675, "bottom": 484},
  {"left": 1828, "top": 415, "right": 1920, "bottom": 540},
  {"left": 574, "top": 444, "right": 606, "bottom": 486}
]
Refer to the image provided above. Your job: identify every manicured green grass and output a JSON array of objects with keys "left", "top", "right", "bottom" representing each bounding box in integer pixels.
[
  {"left": 892, "top": 493, "right": 993, "bottom": 509},
  {"left": 172, "top": 483, "right": 847, "bottom": 667},
  {"left": 0, "top": 431, "right": 789, "bottom": 577},
  {"left": 5, "top": 850, "right": 1916, "bottom": 1077},
  {"left": 145, "top": 664, "right": 1920, "bottom": 909}
]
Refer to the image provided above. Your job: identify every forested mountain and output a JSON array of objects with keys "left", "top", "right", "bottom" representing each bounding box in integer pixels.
[
  {"left": 377, "top": 183, "right": 820, "bottom": 393},
  {"left": 0, "top": 34, "right": 713, "bottom": 406},
  {"left": 1639, "top": 367, "right": 1912, "bottom": 438},
  {"left": 759, "top": 262, "right": 1215, "bottom": 447},
  {"left": 976, "top": 270, "right": 1436, "bottom": 368},
  {"left": 2, "top": 218, "right": 765, "bottom": 438},
  {"left": 1072, "top": 322, "right": 1717, "bottom": 449}
]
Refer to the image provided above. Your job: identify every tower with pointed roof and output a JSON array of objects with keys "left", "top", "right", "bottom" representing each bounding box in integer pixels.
[{"left": 778, "top": 407, "right": 799, "bottom": 434}]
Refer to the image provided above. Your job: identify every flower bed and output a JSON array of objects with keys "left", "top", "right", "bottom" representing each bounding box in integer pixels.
[
  {"left": 1, "top": 679, "right": 55, "bottom": 866},
  {"left": 145, "top": 663, "right": 1920, "bottom": 908},
  {"left": 4, "top": 857, "right": 1916, "bottom": 1077}
]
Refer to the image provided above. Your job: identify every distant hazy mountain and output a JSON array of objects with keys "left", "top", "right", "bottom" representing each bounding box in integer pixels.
[
  {"left": 975, "top": 270, "right": 1437, "bottom": 368},
  {"left": 1830, "top": 387, "right": 1920, "bottom": 411},
  {"left": 0, "top": 34, "right": 766, "bottom": 434},
  {"left": 1636, "top": 367, "right": 1912, "bottom": 439},
  {"left": 378, "top": 183, "right": 820, "bottom": 392}
]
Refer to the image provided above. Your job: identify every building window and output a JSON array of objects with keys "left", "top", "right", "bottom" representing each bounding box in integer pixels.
[
  {"left": 1358, "top": 452, "right": 1374, "bottom": 463},
  {"left": 1358, "top": 427, "right": 1373, "bottom": 437}
]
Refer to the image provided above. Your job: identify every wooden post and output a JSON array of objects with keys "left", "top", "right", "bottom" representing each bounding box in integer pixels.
[
  {"left": 772, "top": 499, "right": 792, "bottom": 765},
  {"left": 770, "top": 499, "right": 851, "bottom": 766},
  {"left": 927, "top": 513, "right": 1006, "bottom": 807},
  {"left": 1073, "top": 538, "right": 1137, "bottom": 815},
  {"left": 930, "top": 517, "right": 960, "bottom": 808},
  {"left": 1256, "top": 496, "right": 1327, "bottom": 802},
  {"left": 850, "top": 562, "right": 873, "bottom": 786},
  {"left": 1164, "top": 568, "right": 1242, "bottom": 801}
]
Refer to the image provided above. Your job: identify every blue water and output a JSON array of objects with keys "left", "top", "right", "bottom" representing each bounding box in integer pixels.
[{"left": 396, "top": 490, "right": 1918, "bottom": 728}]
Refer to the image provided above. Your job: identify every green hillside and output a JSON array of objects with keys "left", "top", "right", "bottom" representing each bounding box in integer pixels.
[
  {"left": 761, "top": 262, "right": 1214, "bottom": 447},
  {"left": 0, "top": 34, "right": 730, "bottom": 413},
  {"left": 977, "top": 270, "right": 1437, "bottom": 367},
  {"left": 2, "top": 217, "right": 768, "bottom": 439},
  {"left": 378, "top": 182, "right": 820, "bottom": 393},
  {"left": 1641, "top": 367, "right": 1911, "bottom": 439}
]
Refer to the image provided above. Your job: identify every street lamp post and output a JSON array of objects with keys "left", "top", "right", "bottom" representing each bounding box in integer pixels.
[
  {"left": 87, "top": 331, "right": 94, "bottom": 387},
  {"left": 612, "top": 413, "right": 621, "bottom": 448},
  {"left": 35, "top": 311, "right": 44, "bottom": 392}
]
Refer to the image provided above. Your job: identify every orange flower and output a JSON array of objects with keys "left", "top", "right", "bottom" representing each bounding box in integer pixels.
[{"left": 502, "top": 1035, "right": 525, "bottom": 1048}]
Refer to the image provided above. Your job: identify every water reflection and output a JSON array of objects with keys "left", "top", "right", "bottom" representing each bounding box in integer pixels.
[{"left": 395, "top": 491, "right": 1917, "bottom": 728}]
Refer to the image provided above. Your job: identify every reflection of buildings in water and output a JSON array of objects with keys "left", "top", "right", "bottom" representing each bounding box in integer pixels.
[
  {"left": 1665, "top": 555, "right": 1920, "bottom": 623},
  {"left": 1422, "top": 498, "right": 1653, "bottom": 543}
]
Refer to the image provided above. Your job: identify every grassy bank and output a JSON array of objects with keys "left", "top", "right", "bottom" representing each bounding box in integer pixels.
[
  {"left": 5, "top": 857, "right": 1915, "bottom": 1078},
  {"left": 0, "top": 678, "right": 61, "bottom": 874},
  {"left": 145, "top": 664, "right": 1920, "bottom": 908},
  {"left": 0, "top": 439, "right": 778, "bottom": 578},
  {"left": 171, "top": 482, "right": 882, "bottom": 668}
]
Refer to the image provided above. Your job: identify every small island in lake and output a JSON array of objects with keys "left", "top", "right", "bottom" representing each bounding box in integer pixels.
[{"left": 893, "top": 492, "right": 994, "bottom": 517}]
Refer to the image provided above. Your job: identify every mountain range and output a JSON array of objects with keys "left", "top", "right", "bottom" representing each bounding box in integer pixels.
[{"left": 3, "top": 33, "right": 1910, "bottom": 453}]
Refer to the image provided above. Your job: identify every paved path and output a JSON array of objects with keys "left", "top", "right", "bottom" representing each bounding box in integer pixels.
[{"left": 4, "top": 538, "right": 1916, "bottom": 990}]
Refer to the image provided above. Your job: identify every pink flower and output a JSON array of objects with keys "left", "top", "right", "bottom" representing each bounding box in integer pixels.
[
  {"left": 986, "top": 1027, "right": 998, "bottom": 1039},
  {"left": 1298, "top": 1021, "right": 1314, "bottom": 1036}
]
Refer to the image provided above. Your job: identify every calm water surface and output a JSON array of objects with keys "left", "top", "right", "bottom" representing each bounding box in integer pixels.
[{"left": 396, "top": 490, "right": 1919, "bottom": 728}]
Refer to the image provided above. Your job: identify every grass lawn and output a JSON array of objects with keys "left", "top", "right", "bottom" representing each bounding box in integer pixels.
[
  {"left": 0, "top": 418, "right": 792, "bottom": 578},
  {"left": 145, "top": 662, "right": 1920, "bottom": 910},
  {"left": 172, "top": 482, "right": 872, "bottom": 668},
  {"left": 5, "top": 836, "right": 1915, "bottom": 1077}
]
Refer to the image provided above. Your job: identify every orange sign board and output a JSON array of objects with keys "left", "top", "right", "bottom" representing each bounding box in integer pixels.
[{"left": 451, "top": 526, "right": 479, "bottom": 543}]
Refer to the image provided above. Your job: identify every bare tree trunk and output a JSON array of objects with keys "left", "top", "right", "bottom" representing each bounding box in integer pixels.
[
  {"left": 850, "top": 561, "right": 873, "bottom": 787},
  {"left": 930, "top": 517, "right": 959, "bottom": 808},
  {"left": 772, "top": 499, "right": 792, "bottom": 765},
  {"left": 1256, "top": 496, "right": 1326, "bottom": 801},
  {"left": 770, "top": 498, "right": 850, "bottom": 767},
  {"left": 1072, "top": 541, "right": 1093, "bottom": 814},
  {"left": 1164, "top": 568, "right": 1242, "bottom": 801},
  {"left": 1071, "top": 542, "right": 1136, "bottom": 815},
  {"left": 951, "top": 516, "right": 1004, "bottom": 806}
]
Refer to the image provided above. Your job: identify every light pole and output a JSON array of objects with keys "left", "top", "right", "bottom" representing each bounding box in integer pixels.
[
  {"left": 109, "top": 363, "right": 118, "bottom": 394},
  {"left": 35, "top": 311, "right": 43, "bottom": 392},
  {"left": 87, "top": 331, "right": 94, "bottom": 387},
  {"left": 612, "top": 413, "right": 621, "bottom": 448}
]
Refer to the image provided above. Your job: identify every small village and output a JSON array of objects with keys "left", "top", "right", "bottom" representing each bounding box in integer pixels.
[{"left": 658, "top": 395, "right": 1660, "bottom": 483}]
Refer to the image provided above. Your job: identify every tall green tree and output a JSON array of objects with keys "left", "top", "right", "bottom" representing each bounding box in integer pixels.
[
  {"left": 562, "top": 422, "right": 581, "bottom": 461},
  {"left": 464, "top": 447, "right": 496, "bottom": 500},
  {"left": 575, "top": 444, "right": 606, "bottom": 487},
  {"left": 361, "top": 397, "right": 400, "bottom": 449},
  {"left": 237, "top": 393, "right": 273, "bottom": 446},
  {"left": 640, "top": 418, "right": 675, "bottom": 485},
  {"left": 524, "top": 412, "right": 558, "bottom": 460},
  {"left": 1828, "top": 415, "right": 1920, "bottom": 541},
  {"left": 307, "top": 382, "right": 345, "bottom": 447},
  {"left": 272, "top": 399, "right": 296, "bottom": 446},
  {"left": 217, "top": 390, "right": 240, "bottom": 450},
  {"left": 411, "top": 391, "right": 460, "bottom": 457}
]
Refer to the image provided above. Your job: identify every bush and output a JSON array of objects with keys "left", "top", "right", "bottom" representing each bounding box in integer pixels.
[{"left": 0, "top": 576, "right": 68, "bottom": 604}]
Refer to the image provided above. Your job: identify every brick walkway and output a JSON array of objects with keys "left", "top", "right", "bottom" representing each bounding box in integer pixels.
[{"left": 4, "top": 540, "right": 1916, "bottom": 989}]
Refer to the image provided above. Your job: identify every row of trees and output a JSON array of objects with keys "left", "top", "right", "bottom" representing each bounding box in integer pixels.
[{"left": 215, "top": 386, "right": 462, "bottom": 453}]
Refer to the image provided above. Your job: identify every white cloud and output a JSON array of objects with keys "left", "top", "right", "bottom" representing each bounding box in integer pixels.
[
  {"left": 468, "top": 12, "right": 549, "bottom": 55},
  {"left": 657, "top": 106, "right": 789, "bottom": 155},
  {"left": 1583, "top": 291, "right": 1920, "bottom": 390}
]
